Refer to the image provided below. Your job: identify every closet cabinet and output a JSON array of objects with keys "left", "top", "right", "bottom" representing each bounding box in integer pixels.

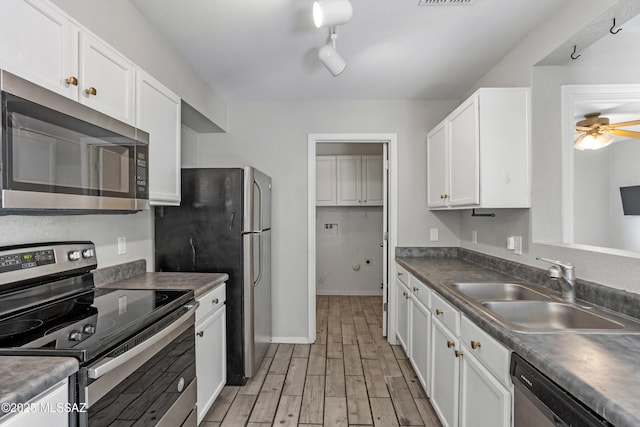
[
  {"left": 316, "top": 155, "right": 383, "bottom": 206},
  {"left": 427, "top": 88, "right": 530, "bottom": 210},
  {"left": 136, "top": 70, "right": 182, "bottom": 205},
  {"left": 395, "top": 265, "right": 411, "bottom": 353}
]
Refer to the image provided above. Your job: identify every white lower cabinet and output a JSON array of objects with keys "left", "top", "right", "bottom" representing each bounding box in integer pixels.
[
  {"left": 395, "top": 277, "right": 410, "bottom": 353},
  {"left": 430, "top": 317, "right": 460, "bottom": 427},
  {"left": 0, "top": 379, "right": 69, "bottom": 427},
  {"left": 459, "top": 347, "right": 511, "bottom": 427},
  {"left": 195, "top": 284, "right": 227, "bottom": 424},
  {"left": 395, "top": 264, "right": 512, "bottom": 427}
]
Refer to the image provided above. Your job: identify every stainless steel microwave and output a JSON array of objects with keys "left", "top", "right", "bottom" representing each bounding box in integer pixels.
[{"left": 0, "top": 70, "right": 149, "bottom": 213}]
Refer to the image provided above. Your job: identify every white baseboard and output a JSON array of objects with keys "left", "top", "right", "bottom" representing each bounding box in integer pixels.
[
  {"left": 271, "top": 336, "right": 313, "bottom": 344},
  {"left": 316, "top": 290, "right": 383, "bottom": 296}
]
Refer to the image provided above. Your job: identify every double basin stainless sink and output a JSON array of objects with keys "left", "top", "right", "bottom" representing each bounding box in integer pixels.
[{"left": 445, "top": 282, "right": 640, "bottom": 333}]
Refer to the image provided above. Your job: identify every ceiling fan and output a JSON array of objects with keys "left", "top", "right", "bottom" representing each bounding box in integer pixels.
[{"left": 574, "top": 112, "right": 640, "bottom": 150}]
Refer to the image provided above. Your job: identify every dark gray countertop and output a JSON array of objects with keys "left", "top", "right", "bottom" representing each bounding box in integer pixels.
[
  {"left": 397, "top": 256, "right": 640, "bottom": 427},
  {"left": 97, "top": 272, "right": 228, "bottom": 298},
  {"left": 0, "top": 356, "right": 78, "bottom": 418}
]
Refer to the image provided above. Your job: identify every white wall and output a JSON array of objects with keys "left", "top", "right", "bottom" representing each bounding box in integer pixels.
[
  {"left": 460, "top": 0, "right": 640, "bottom": 293},
  {"left": 316, "top": 207, "right": 383, "bottom": 295},
  {"left": 189, "top": 99, "right": 459, "bottom": 340},
  {"left": 573, "top": 148, "right": 611, "bottom": 247}
]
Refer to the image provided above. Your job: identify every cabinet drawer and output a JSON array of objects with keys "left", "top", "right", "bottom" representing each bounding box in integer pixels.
[
  {"left": 431, "top": 291, "right": 460, "bottom": 335},
  {"left": 196, "top": 284, "right": 226, "bottom": 323},
  {"left": 461, "top": 315, "right": 510, "bottom": 386},
  {"left": 409, "top": 275, "right": 430, "bottom": 309},
  {"left": 396, "top": 263, "right": 409, "bottom": 286}
]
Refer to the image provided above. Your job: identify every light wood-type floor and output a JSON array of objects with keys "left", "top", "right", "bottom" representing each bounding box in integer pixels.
[{"left": 201, "top": 295, "right": 442, "bottom": 427}]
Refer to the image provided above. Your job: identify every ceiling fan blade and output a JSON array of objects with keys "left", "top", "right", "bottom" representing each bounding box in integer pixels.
[
  {"left": 608, "top": 129, "right": 640, "bottom": 139},
  {"left": 608, "top": 119, "right": 640, "bottom": 128}
]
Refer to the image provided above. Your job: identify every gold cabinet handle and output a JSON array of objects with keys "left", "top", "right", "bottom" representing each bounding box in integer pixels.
[
  {"left": 447, "top": 341, "right": 454, "bottom": 348},
  {"left": 471, "top": 341, "right": 481, "bottom": 350},
  {"left": 85, "top": 87, "right": 97, "bottom": 96},
  {"left": 65, "top": 76, "right": 78, "bottom": 86},
  {"left": 436, "top": 309, "right": 443, "bottom": 315},
  {"left": 455, "top": 350, "right": 463, "bottom": 358},
  {"left": 397, "top": 272, "right": 403, "bottom": 276},
  {"left": 413, "top": 287, "right": 418, "bottom": 292}
]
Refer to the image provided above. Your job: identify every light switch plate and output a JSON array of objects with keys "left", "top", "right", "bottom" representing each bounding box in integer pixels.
[
  {"left": 430, "top": 228, "right": 439, "bottom": 241},
  {"left": 472, "top": 231, "right": 477, "bottom": 245},
  {"left": 117, "top": 237, "right": 126, "bottom": 255}
]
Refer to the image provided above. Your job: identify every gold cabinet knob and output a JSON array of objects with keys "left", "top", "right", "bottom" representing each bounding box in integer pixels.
[
  {"left": 402, "top": 291, "right": 407, "bottom": 297},
  {"left": 455, "top": 350, "right": 463, "bottom": 358},
  {"left": 447, "top": 341, "right": 455, "bottom": 348},
  {"left": 444, "top": 194, "right": 449, "bottom": 199},
  {"left": 436, "top": 309, "right": 443, "bottom": 315},
  {"left": 471, "top": 341, "right": 481, "bottom": 350},
  {"left": 65, "top": 76, "right": 78, "bottom": 86},
  {"left": 413, "top": 287, "right": 418, "bottom": 292},
  {"left": 440, "top": 194, "right": 444, "bottom": 199},
  {"left": 397, "top": 272, "right": 403, "bottom": 276},
  {"left": 85, "top": 87, "right": 97, "bottom": 96}
]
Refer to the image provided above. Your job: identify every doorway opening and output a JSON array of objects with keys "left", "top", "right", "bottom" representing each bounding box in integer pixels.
[{"left": 307, "top": 133, "right": 398, "bottom": 343}]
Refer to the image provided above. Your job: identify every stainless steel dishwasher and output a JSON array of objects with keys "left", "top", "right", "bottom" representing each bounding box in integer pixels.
[{"left": 510, "top": 353, "right": 613, "bottom": 427}]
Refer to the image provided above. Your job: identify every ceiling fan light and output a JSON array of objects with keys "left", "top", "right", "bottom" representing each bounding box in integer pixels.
[
  {"left": 318, "top": 44, "right": 346, "bottom": 76},
  {"left": 313, "top": 0, "right": 353, "bottom": 28},
  {"left": 574, "top": 132, "right": 614, "bottom": 150}
]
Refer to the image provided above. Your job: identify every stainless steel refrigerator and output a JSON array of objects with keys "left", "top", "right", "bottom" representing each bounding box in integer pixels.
[{"left": 154, "top": 167, "right": 272, "bottom": 385}]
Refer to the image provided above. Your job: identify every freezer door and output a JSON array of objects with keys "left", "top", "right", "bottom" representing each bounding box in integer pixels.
[
  {"left": 243, "top": 167, "right": 272, "bottom": 232},
  {"left": 243, "top": 229, "right": 272, "bottom": 377}
]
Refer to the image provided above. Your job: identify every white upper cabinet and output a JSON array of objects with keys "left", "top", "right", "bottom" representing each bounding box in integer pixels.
[
  {"left": 426, "top": 121, "right": 448, "bottom": 208},
  {"left": 427, "top": 88, "right": 530, "bottom": 210},
  {"left": 0, "top": 0, "right": 79, "bottom": 99},
  {"left": 316, "top": 156, "right": 337, "bottom": 206},
  {"left": 317, "top": 155, "right": 383, "bottom": 206},
  {"left": 136, "top": 70, "right": 181, "bottom": 205},
  {"left": 79, "top": 32, "right": 136, "bottom": 125}
]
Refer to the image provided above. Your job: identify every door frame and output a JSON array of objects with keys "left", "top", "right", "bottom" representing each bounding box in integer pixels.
[{"left": 307, "top": 133, "right": 398, "bottom": 343}]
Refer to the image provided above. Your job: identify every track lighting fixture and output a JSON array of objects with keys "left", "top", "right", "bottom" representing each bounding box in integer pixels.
[
  {"left": 313, "top": 0, "right": 353, "bottom": 28},
  {"left": 318, "top": 27, "right": 346, "bottom": 76}
]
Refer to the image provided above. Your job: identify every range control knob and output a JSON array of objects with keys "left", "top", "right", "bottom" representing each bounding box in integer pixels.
[
  {"left": 82, "top": 248, "right": 95, "bottom": 259},
  {"left": 68, "top": 250, "right": 81, "bottom": 261},
  {"left": 69, "top": 330, "right": 83, "bottom": 341},
  {"left": 83, "top": 324, "right": 96, "bottom": 334}
]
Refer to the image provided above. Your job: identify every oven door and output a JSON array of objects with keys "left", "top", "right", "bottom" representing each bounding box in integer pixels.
[{"left": 77, "top": 304, "right": 197, "bottom": 427}]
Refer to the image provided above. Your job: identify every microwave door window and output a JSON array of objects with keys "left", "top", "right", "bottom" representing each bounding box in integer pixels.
[{"left": 90, "top": 144, "right": 130, "bottom": 193}]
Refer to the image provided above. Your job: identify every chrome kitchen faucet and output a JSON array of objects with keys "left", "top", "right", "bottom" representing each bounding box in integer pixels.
[{"left": 536, "top": 257, "right": 576, "bottom": 303}]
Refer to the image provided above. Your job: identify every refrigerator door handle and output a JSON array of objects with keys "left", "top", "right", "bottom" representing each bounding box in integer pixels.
[
  {"left": 254, "top": 179, "right": 263, "bottom": 231},
  {"left": 254, "top": 233, "right": 262, "bottom": 287}
]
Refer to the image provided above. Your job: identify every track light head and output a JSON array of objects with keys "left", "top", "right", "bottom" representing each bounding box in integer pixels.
[
  {"left": 318, "top": 43, "right": 347, "bottom": 76},
  {"left": 313, "top": 0, "right": 353, "bottom": 28}
]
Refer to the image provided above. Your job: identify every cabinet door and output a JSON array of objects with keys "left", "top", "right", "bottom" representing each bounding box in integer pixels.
[
  {"left": 448, "top": 95, "right": 479, "bottom": 207},
  {"left": 196, "top": 306, "right": 227, "bottom": 424},
  {"left": 395, "top": 279, "right": 410, "bottom": 353},
  {"left": 410, "top": 298, "right": 431, "bottom": 396},
  {"left": 0, "top": 379, "right": 68, "bottom": 427},
  {"left": 427, "top": 122, "right": 449, "bottom": 208},
  {"left": 362, "top": 155, "right": 383, "bottom": 206},
  {"left": 0, "top": 0, "right": 79, "bottom": 99},
  {"left": 336, "top": 155, "right": 362, "bottom": 205},
  {"left": 79, "top": 32, "right": 135, "bottom": 124},
  {"left": 316, "top": 156, "right": 337, "bottom": 206},
  {"left": 430, "top": 318, "right": 460, "bottom": 427},
  {"left": 137, "top": 70, "right": 181, "bottom": 205},
  {"left": 459, "top": 349, "right": 511, "bottom": 427}
]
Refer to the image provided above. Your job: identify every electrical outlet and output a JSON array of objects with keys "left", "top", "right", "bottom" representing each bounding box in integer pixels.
[
  {"left": 472, "top": 230, "right": 477, "bottom": 245},
  {"left": 117, "top": 237, "right": 126, "bottom": 255},
  {"left": 430, "top": 228, "right": 439, "bottom": 241}
]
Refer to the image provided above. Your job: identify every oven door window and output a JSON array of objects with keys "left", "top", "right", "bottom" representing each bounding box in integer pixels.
[{"left": 3, "top": 93, "right": 136, "bottom": 199}]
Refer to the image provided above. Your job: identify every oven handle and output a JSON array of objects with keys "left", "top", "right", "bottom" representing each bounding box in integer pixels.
[{"left": 87, "top": 303, "right": 198, "bottom": 380}]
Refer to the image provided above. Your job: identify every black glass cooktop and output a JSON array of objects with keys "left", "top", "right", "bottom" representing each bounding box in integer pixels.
[{"left": 0, "top": 287, "right": 193, "bottom": 362}]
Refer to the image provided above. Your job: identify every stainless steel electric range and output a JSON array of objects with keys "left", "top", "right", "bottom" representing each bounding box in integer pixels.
[{"left": 0, "top": 242, "right": 197, "bottom": 427}]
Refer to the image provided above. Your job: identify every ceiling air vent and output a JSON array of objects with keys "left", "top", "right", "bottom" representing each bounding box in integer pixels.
[{"left": 418, "top": 0, "right": 475, "bottom": 5}]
